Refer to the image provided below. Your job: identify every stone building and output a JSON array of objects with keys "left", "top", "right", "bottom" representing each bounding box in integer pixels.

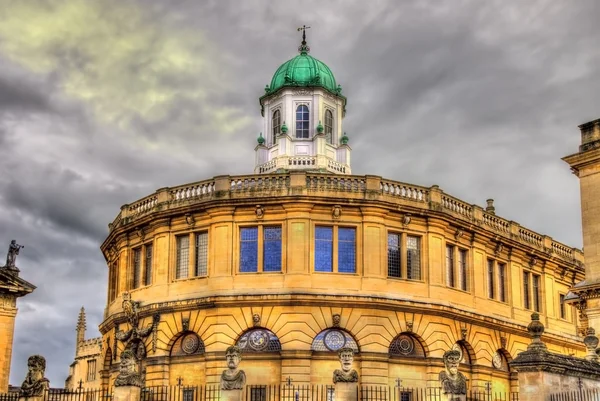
[
  {"left": 0, "top": 256, "right": 35, "bottom": 393},
  {"left": 64, "top": 307, "right": 103, "bottom": 391},
  {"left": 97, "top": 35, "right": 586, "bottom": 394}
]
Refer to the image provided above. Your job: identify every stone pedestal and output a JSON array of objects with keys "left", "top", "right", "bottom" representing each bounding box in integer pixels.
[
  {"left": 334, "top": 382, "right": 358, "bottom": 401},
  {"left": 440, "top": 394, "right": 466, "bottom": 401},
  {"left": 220, "top": 389, "right": 242, "bottom": 401},
  {"left": 18, "top": 396, "right": 44, "bottom": 401},
  {"left": 114, "top": 386, "right": 141, "bottom": 401}
]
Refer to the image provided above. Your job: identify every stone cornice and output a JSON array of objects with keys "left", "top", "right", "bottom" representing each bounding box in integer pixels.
[
  {"left": 98, "top": 293, "right": 583, "bottom": 349},
  {"left": 101, "top": 173, "right": 583, "bottom": 274},
  {"left": 511, "top": 349, "right": 600, "bottom": 380}
]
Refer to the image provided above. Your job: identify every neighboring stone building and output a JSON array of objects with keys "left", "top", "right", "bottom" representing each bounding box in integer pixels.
[
  {"left": 97, "top": 35, "right": 586, "bottom": 395},
  {"left": 0, "top": 261, "right": 35, "bottom": 393},
  {"left": 65, "top": 307, "right": 102, "bottom": 390}
]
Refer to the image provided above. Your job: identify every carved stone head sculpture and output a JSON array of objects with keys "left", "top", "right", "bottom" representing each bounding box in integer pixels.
[
  {"left": 439, "top": 349, "right": 467, "bottom": 397},
  {"left": 114, "top": 350, "right": 143, "bottom": 387},
  {"left": 19, "top": 355, "right": 49, "bottom": 397},
  {"left": 220, "top": 346, "right": 246, "bottom": 390},
  {"left": 333, "top": 347, "right": 359, "bottom": 383}
]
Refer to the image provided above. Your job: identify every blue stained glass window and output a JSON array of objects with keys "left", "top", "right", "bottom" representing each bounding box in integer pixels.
[
  {"left": 315, "top": 226, "right": 333, "bottom": 272},
  {"left": 338, "top": 227, "right": 356, "bottom": 273},
  {"left": 296, "top": 105, "right": 309, "bottom": 138},
  {"left": 240, "top": 227, "right": 258, "bottom": 272},
  {"left": 263, "top": 227, "right": 282, "bottom": 272}
]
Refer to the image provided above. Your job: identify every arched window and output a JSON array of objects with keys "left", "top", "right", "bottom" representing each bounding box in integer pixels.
[
  {"left": 389, "top": 333, "right": 426, "bottom": 358},
  {"left": 296, "top": 105, "right": 310, "bottom": 138},
  {"left": 272, "top": 110, "right": 281, "bottom": 143},
  {"left": 324, "top": 109, "right": 333, "bottom": 144},
  {"left": 311, "top": 328, "right": 359, "bottom": 352},
  {"left": 492, "top": 349, "right": 511, "bottom": 372},
  {"left": 236, "top": 328, "right": 282, "bottom": 352},
  {"left": 453, "top": 341, "right": 475, "bottom": 365},
  {"left": 170, "top": 332, "right": 205, "bottom": 356}
]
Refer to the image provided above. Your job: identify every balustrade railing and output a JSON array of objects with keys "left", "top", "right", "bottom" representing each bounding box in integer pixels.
[
  {"left": 257, "top": 160, "right": 277, "bottom": 174},
  {"left": 441, "top": 194, "right": 473, "bottom": 218},
  {"left": 128, "top": 195, "right": 158, "bottom": 216},
  {"left": 170, "top": 180, "right": 215, "bottom": 201},
  {"left": 327, "top": 159, "right": 347, "bottom": 174},
  {"left": 519, "top": 227, "right": 543, "bottom": 247},
  {"left": 482, "top": 212, "right": 511, "bottom": 234},
  {"left": 552, "top": 241, "right": 574, "bottom": 259},
  {"left": 380, "top": 180, "right": 428, "bottom": 202},
  {"left": 230, "top": 175, "right": 290, "bottom": 192},
  {"left": 306, "top": 174, "right": 366, "bottom": 192}
]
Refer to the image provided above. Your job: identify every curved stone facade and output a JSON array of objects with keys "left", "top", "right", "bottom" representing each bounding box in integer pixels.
[{"left": 98, "top": 171, "right": 584, "bottom": 393}]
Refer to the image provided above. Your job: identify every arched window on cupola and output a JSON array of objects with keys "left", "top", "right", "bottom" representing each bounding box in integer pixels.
[
  {"left": 271, "top": 110, "right": 281, "bottom": 144},
  {"left": 324, "top": 109, "right": 333, "bottom": 144},
  {"left": 296, "top": 105, "right": 310, "bottom": 139}
]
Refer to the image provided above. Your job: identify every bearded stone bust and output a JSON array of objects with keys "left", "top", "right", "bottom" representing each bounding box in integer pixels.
[
  {"left": 114, "top": 350, "right": 143, "bottom": 387},
  {"left": 439, "top": 349, "right": 467, "bottom": 399},
  {"left": 19, "top": 355, "right": 49, "bottom": 397},
  {"left": 333, "top": 347, "right": 359, "bottom": 384},
  {"left": 220, "top": 346, "right": 246, "bottom": 390}
]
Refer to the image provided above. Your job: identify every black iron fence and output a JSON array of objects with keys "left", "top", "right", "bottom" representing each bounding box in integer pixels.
[
  {"left": 0, "top": 386, "right": 520, "bottom": 401},
  {"left": 0, "top": 389, "right": 111, "bottom": 401},
  {"left": 550, "top": 389, "right": 600, "bottom": 401},
  {"left": 140, "top": 385, "right": 519, "bottom": 401}
]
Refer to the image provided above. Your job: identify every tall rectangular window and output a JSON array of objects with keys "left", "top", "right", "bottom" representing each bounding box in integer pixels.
[
  {"left": 487, "top": 259, "right": 495, "bottom": 299},
  {"left": 132, "top": 248, "right": 142, "bottom": 289},
  {"left": 559, "top": 294, "right": 566, "bottom": 319},
  {"left": 109, "top": 261, "right": 118, "bottom": 302},
  {"left": 458, "top": 249, "right": 468, "bottom": 291},
  {"left": 533, "top": 274, "right": 541, "bottom": 312},
  {"left": 263, "top": 227, "right": 282, "bottom": 272},
  {"left": 387, "top": 233, "right": 401, "bottom": 278},
  {"left": 176, "top": 236, "right": 190, "bottom": 279},
  {"left": 523, "top": 271, "right": 531, "bottom": 310},
  {"left": 195, "top": 232, "right": 209, "bottom": 276},
  {"left": 144, "top": 244, "right": 153, "bottom": 286},
  {"left": 315, "top": 226, "right": 333, "bottom": 272},
  {"left": 338, "top": 227, "right": 356, "bottom": 273},
  {"left": 87, "top": 360, "right": 96, "bottom": 382},
  {"left": 446, "top": 245, "right": 455, "bottom": 287},
  {"left": 240, "top": 227, "right": 259, "bottom": 273},
  {"left": 406, "top": 236, "right": 421, "bottom": 280},
  {"left": 498, "top": 263, "right": 506, "bottom": 302}
]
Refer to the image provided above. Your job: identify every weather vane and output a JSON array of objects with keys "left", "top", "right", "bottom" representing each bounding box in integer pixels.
[{"left": 297, "top": 25, "right": 311, "bottom": 54}]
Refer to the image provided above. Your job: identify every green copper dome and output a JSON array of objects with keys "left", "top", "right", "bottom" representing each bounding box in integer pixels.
[{"left": 268, "top": 53, "right": 338, "bottom": 93}]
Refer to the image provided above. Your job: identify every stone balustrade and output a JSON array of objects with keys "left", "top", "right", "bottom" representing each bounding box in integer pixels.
[{"left": 108, "top": 171, "right": 581, "bottom": 264}]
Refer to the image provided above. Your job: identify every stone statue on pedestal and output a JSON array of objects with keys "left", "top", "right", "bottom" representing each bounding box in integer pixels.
[
  {"left": 19, "top": 355, "right": 49, "bottom": 397},
  {"left": 220, "top": 346, "right": 246, "bottom": 390},
  {"left": 115, "top": 350, "right": 143, "bottom": 387},
  {"left": 439, "top": 349, "right": 467, "bottom": 400},
  {"left": 333, "top": 347, "right": 359, "bottom": 383},
  {"left": 4, "top": 240, "right": 24, "bottom": 270}
]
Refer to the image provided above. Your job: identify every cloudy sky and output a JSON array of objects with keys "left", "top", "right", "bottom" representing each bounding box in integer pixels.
[{"left": 1, "top": 0, "right": 599, "bottom": 387}]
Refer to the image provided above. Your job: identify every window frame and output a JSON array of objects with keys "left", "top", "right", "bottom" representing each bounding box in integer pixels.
[
  {"left": 173, "top": 231, "right": 210, "bottom": 281},
  {"left": 271, "top": 109, "right": 281, "bottom": 144},
  {"left": 86, "top": 359, "right": 96, "bottom": 382},
  {"left": 523, "top": 270, "right": 542, "bottom": 312},
  {"left": 387, "top": 231, "right": 423, "bottom": 281},
  {"left": 238, "top": 224, "right": 284, "bottom": 274},
  {"left": 130, "top": 241, "right": 154, "bottom": 289},
  {"left": 295, "top": 104, "right": 310, "bottom": 139},
  {"left": 108, "top": 259, "right": 119, "bottom": 303},
  {"left": 487, "top": 258, "right": 508, "bottom": 303},
  {"left": 559, "top": 293, "right": 567, "bottom": 320},
  {"left": 314, "top": 225, "right": 358, "bottom": 274},
  {"left": 445, "top": 243, "right": 469, "bottom": 291},
  {"left": 324, "top": 109, "right": 334, "bottom": 144}
]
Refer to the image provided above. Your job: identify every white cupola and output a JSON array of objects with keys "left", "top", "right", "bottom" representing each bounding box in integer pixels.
[{"left": 254, "top": 29, "right": 351, "bottom": 175}]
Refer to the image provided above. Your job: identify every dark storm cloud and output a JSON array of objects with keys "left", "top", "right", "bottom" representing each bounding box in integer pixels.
[{"left": 1, "top": 0, "right": 599, "bottom": 386}]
